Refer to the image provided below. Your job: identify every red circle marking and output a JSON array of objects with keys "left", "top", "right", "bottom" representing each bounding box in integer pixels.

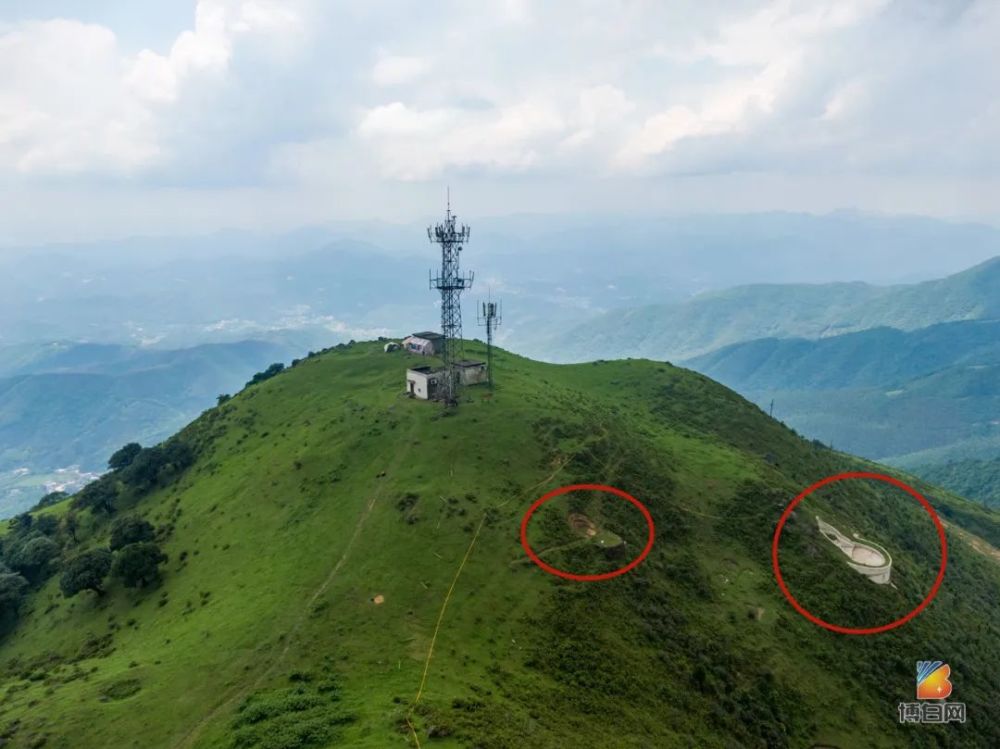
[
  {"left": 520, "top": 483, "right": 655, "bottom": 581},
  {"left": 772, "top": 471, "right": 948, "bottom": 636}
]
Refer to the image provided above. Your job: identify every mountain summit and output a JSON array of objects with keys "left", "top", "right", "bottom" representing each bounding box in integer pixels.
[{"left": 2, "top": 342, "right": 999, "bottom": 748}]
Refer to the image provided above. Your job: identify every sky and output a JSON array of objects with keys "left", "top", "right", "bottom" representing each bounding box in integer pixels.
[{"left": 1, "top": 0, "right": 999, "bottom": 243}]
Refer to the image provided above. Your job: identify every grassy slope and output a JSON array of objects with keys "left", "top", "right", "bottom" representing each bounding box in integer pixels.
[{"left": 2, "top": 342, "right": 1000, "bottom": 748}]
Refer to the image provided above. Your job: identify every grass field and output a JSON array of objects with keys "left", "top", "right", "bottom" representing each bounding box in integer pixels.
[{"left": 2, "top": 341, "right": 1000, "bottom": 748}]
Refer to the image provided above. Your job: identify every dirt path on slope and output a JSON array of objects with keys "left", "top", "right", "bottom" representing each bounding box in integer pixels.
[
  {"left": 943, "top": 519, "right": 1000, "bottom": 564},
  {"left": 172, "top": 421, "right": 418, "bottom": 749}
]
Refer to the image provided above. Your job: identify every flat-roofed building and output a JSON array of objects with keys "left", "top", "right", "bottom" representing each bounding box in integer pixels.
[
  {"left": 405, "top": 366, "right": 444, "bottom": 400},
  {"left": 402, "top": 332, "right": 445, "bottom": 356},
  {"left": 455, "top": 359, "right": 487, "bottom": 385}
]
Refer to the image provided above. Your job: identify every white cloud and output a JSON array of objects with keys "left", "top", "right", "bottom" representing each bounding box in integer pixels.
[
  {"left": 0, "top": 19, "right": 161, "bottom": 175},
  {"left": 0, "top": 0, "right": 306, "bottom": 176},
  {"left": 2, "top": 0, "right": 1000, "bottom": 235},
  {"left": 689, "top": 0, "right": 889, "bottom": 67},
  {"left": 615, "top": 0, "right": 887, "bottom": 171},
  {"left": 357, "top": 99, "right": 566, "bottom": 180},
  {"left": 372, "top": 55, "right": 431, "bottom": 86},
  {"left": 822, "top": 80, "right": 867, "bottom": 121},
  {"left": 126, "top": 0, "right": 305, "bottom": 105}
]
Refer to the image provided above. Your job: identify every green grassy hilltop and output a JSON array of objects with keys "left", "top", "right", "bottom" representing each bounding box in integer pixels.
[{"left": 2, "top": 341, "right": 1000, "bottom": 748}]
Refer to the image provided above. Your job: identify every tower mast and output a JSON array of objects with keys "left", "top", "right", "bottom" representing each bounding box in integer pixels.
[
  {"left": 428, "top": 194, "right": 474, "bottom": 405},
  {"left": 477, "top": 296, "right": 502, "bottom": 389}
]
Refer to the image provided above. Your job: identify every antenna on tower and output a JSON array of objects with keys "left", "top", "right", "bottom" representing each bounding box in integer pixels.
[
  {"left": 428, "top": 193, "right": 473, "bottom": 406},
  {"left": 477, "top": 294, "right": 502, "bottom": 389}
]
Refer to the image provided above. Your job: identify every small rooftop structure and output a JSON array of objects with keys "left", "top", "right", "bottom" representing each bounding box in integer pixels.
[
  {"left": 402, "top": 332, "right": 444, "bottom": 356},
  {"left": 816, "top": 516, "right": 892, "bottom": 585}
]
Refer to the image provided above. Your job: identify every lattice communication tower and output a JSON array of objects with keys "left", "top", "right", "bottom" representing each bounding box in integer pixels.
[{"left": 428, "top": 193, "right": 474, "bottom": 405}]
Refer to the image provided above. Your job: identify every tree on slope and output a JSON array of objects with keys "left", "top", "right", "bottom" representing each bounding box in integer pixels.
[
  {"left": 109, "top": 516, "right": 155, "bottom": 551},
  {"left": 0, "top": 572, "right": 28, "bottom": 628},
  {"left": 72, "top": 480, "right": 118, "bottom": 516},
  {"left": 60, "top": 549, "right": 112, "bottom": 598},
  {"left": 112, "top": 543, "right": 167, "bottom": 588},
  {"left": 5, "top": 535, "right": 60, "bottom": 584},
  {"left": 108, "top": 442, "right": 143, "bottom": 471}
]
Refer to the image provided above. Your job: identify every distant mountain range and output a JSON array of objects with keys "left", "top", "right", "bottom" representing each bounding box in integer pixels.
[
  {"left": 545, "top": 256, "right": 1000, "bottom": 362},
  {"left": 3, "top": 213, "right": 999, "bottom": 354},
  {"left": 688, "top": 319, "right": 1000, "bottom": 391},
  {"left": 688, "top": 319, "right": 1000, "bottom": 462},
  {"left": 0, "top": 340, "right": 295, "bottom": 517},
  {"left": 534, "top": 257, "right": 1000, "bottom": 506}
]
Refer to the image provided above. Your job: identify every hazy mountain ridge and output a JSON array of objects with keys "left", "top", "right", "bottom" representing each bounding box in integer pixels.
[
  {"left": 3, "top": 214, "right": 999, "bottom": 354},
  {"left": 547, "top": 256, "right": 1000, "bottom": 363},
  {"left": 687, "top": 319, "right": 1000, "bottom": 390},
  {"left": 686, "top": 320, "right": 1000, "bottom": 504},
  {"left": 0, "top": 340, "right": 296, "bottom": 517}
]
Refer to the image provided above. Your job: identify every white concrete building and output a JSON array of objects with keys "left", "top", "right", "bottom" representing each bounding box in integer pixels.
[
  {"left": 816, "top": 516, "right": 893, "bottom": 585},
  {"left": 405, "top": 360, "right": 488, "bottom": 400},
  {"left": 405, "top": 366, "right": 444, "bottom": 400}
]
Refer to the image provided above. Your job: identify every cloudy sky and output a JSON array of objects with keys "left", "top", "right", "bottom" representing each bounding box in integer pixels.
[{"left": 1, "top": 0, "right": 998, "bottom": 242}]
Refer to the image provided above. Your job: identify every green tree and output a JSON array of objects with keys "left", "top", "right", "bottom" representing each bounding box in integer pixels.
[
  {"left": 245, "top": 362, "right": 285, "bottom": 388},
  {"left": 7, "top": 513, "right": 32, "bottom": 536},
  {"left": 108, "top": 442, "right": 143, "bottom": 471},
  {"left": 62, "top": 510, "right": 81, "bottom": 544},
  {"left": 34, "top": 515, "right": 60, "bottom": 537},
  {"left": 121, "top": 441, "right": 195, "bottom": 493},
  {"left": 112, "top": 543, "right": 167, "bottom": 588},
  {"left": 217, "top": 393, "right": 232, "bottom": 406},
  {"left": 60, "top": 549, "right": 112, "bottom": 598},
  {"left": 34, "top": 490, "right": 69, "bottom": 510},
  {"left": 6, "top": 535, "right": 60, "bottom": 583},
  {"left": 109, "top": 516, "right": 155, "bottom": 551},
  {"left": 0, "top": 572, "right": 29, "bottom": 626},
  {"left": 72, "top": 479, "right": 118, "bottom": 515}
]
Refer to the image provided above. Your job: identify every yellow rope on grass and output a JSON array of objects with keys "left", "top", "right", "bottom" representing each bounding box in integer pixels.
[{"left": 405, "top": 513, "right": 486, "bottom": 744}]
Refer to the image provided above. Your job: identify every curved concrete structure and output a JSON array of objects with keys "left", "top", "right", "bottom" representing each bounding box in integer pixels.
[{"left": 816, "top": 516, "right": 892, "bottom": 585}]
